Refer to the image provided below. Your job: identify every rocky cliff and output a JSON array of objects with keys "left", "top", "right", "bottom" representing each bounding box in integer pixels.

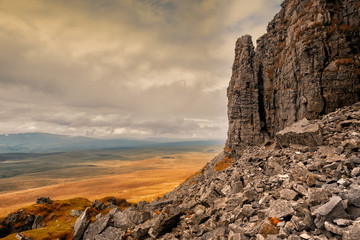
[
  {"left": 64, "top": 1, "right": 360, "bottom": 239},
  {"left": 226, "top": 0, "right": 360, "bottom": 156},
  {"left": 1, "top": 0, "right": 360, "bottom": 239},
  {"left": 70, "top": 102, "right": 360, "bottom": 240}
]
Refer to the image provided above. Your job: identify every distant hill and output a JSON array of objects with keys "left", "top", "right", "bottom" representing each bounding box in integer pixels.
[{"left": 0, "top": 132, "right": 224, "bottom": 153}]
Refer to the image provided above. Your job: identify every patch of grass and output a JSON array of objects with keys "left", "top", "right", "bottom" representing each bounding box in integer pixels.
[
  {"left": 223, "top": 146, "right": 231, "bottom": 153},
  {"left": 1, "top": 198, "right": 90, "bottom": 240},
  {"left": 182, "top": 168, "right": 204, "bottom": 184},
  {"left": 1, "top": 196, "right": 134, "bottom": 240},
  {"left": 214, "top": 156, "right": 234, "bottom": 172},
  {"left": 99, "top": 196, "right": 133, "bottom": 211}
]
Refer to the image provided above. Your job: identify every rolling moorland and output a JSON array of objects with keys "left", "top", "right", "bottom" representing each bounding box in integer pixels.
[{"left": 0, "top": 142, "right": 223, "bottom": 217}]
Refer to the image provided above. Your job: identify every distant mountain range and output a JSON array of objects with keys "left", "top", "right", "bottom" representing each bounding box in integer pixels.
[{"left": 0, "top": 132, "right": 224, "bottom": 153}]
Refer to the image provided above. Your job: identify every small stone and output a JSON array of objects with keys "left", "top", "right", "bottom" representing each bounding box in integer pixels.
[
  {"left": 288, "top": 235, "right": 301, "bottom": 240},
  {"left": 256, "top": 234, "right": 265, "bottom": 240},
  {"left": 313, "top": 196, "right": 342, "bottom": 216},
  {"left": 351, "top": 167, "right": 360, "bottom": 177},
  {"left": 346, "top": 187, "right": 360, "bottom": 207},
  {"left": 83, "top": 215, "right": 111, "bottom": 240},
  {"left": 343, "top": 220, "right": 360, "bottom": 240},
  {"left": 73, "top": 207, "right": 92, "bottom": 240},
  {"left": 324, "top": 221, "right": 344, "bottom": 235},
  {"left": 277, "top": 221, "right": 285, "bottom": 227},
  {"left": 348, "top": 206, "right": 360, "bottom": 220},
  {"left": 70, "top": 210, "right": 83, "bottom": 217},
  {"left": 299, "top": 232, "right": 312, "bottom": 239},
  {"left": 284, "top": 221, "right": 296, "bottom": 232},
  {"left": 91, "top": 200, "right": 106, "bottom": 210},
  {"left": 308, "top": 188, "right": 329, "bottom": 206},
  {"left": 36, "top": 197, "right": 53, "bottom": 205},
  {"left": 293, "top": 184, "right": 308, "bottom": 196},
  {"left": 16, "top": 233, "right": 26, "bottom": 240},
  {"left": 349, "top": 156, "right": 360, "bottom": 165},
  {"left": 240, "top": 204, "right": 255, "bottom": 217},
  {"left": 267, "top": 199, "right": 295, "bottom": 219},
  {"left": 337, "top": 178, "right": 347, "bottom": 185},
  {"left": 291, "top": 162, "right": 309, "bottom": 182},
  {"left": 108, "top": 207, "right": 121, "bottom": 216},
  {"left": 313, "top": 196, "right": 349, "bottom": 229},
  {"left": 334, "top": 218, "right": 353, "bottom": 226},
  {"left": 259, "top": 221, "right": 279, "bottom": 238},
  {"left": 32, "top": 215, "right": 44, "bottom": 229},
  {"left": 280, "top": 189, "right": 298, "bottom": 200},
  {"left": 307, "top": 174, "right": 317, "bottom": 187},
  {"left": 97, "top": 226, "right": 124, "bottom": 240}
]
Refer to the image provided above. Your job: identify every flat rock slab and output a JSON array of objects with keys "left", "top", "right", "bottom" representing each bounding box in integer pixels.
[
  {"left": 276, "top": 119, "right": 322, "bottom": 147},
  {"left": 267, "top": 199, "right": 295, "bottom": 219}
]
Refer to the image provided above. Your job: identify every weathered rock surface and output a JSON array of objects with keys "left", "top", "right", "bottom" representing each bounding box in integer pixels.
[
  {"left": 68, "top": 0, "right": 360, "bottom": 239},
  {"left": 73, "top": 207, "right": 91, "bottom": 240},
  {"left": 35, "top": 197, "right": 53, "bottom": 205},
  {"left": 226, "top": 0, "right": 360, "bottom": 156},
  {"left": 73, "top": 102, "right": 360, "bottom": 239}
]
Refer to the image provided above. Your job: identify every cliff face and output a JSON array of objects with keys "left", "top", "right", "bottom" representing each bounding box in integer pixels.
[{"left": 226, "top": 0, "right": 360, "bottom": 156}]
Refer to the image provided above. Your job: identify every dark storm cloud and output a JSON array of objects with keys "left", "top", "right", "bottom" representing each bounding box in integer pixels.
[{"left": 0, "top": 0, "right": 282, "bottom": 138}]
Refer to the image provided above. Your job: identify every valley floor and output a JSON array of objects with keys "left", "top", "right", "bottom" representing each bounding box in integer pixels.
[{"left": 0, "top": 150, "right": 219, "bottom": 217}]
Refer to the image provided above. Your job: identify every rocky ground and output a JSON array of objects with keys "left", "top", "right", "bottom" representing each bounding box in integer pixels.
[{"left": 70, "top": 102, "right": 360, "bottom": 240}]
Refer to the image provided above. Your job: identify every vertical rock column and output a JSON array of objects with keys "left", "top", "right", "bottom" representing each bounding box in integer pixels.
[{"left": 225, "top": 35, "right": 262, "bottom": 156}]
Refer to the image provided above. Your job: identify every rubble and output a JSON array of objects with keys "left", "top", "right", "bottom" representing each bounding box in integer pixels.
[{"left": 73, "top": 102, "right": 360, "bottom": 239}]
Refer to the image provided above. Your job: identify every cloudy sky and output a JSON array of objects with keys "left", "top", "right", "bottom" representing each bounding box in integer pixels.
[{"left": 0, "top": 0, "right": 282, "bottom": 139}]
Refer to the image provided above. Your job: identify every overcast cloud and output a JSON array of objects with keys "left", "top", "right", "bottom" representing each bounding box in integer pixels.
[{"left": 0, "top": 0, "right": 282, "bottom": 139}]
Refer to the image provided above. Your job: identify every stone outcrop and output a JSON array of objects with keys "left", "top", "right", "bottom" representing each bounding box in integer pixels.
[
  {"left": 0, "top": 0, "right": 357, "bottom": 239},
  {"left": 72, "top": 102, "right": 360, "bottom": 240},
  {"left": 68, "top": 0, "right": 360, "bottom": 238},
  {"left": 226, "top": 0, "right": 360, "bottom": 156},
  {"left": 0, "top": 198, "right": 52, "bottom": 238},
  {"left": 69, "top": 0, "right": 360, "bottom": 239}
]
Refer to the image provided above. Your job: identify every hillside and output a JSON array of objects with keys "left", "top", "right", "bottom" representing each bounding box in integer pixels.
[
  {"left": 66, "top": 102, "right": 359, "bottom": 240},
  {"left": 67, "top": 0, "right": 359, "bottom": 239},
  {"left": 1, "top": 0, "right": 360, "bottom": 239}
]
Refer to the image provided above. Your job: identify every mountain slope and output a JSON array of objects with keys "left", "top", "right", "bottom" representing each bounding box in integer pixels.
[
  {"left": 65, "top": 0, "right": 360, "bottom": 239},
  {"left": 71, "top": 101, "right": 360, "bottom": 240},
  {"left": 1, "top": 0, "right": 360, "bottom": 239}
]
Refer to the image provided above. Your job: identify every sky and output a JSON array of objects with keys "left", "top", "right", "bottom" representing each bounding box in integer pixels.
[{"left": 0, "top": 0, "right": 282, "bottom": 139}]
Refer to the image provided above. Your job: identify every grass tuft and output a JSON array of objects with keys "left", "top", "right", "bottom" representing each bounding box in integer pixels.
[
  {"left": 1, "top": 198, "right": 90, "bottom": 240},
  {"left": 214, "top": 156, "right": 234, "bottom": 172}
]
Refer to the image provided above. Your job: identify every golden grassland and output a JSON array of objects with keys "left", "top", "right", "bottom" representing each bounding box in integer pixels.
[
  {"left": 1, "top": 198, "right": 91, "bottom": 240},
  {"left": 0, "top": 151, "right": 218, "bottom": 218}
]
